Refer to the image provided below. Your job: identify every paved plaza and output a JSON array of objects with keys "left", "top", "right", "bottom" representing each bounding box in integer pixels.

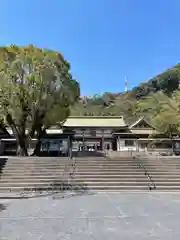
[{"left": 0, "top": 191, "right": 180, "bottom": 239}]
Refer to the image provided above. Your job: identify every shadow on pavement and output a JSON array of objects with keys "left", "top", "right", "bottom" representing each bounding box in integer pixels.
[{"left": 0, "top": 203, "right": 6, "bottom": 212}]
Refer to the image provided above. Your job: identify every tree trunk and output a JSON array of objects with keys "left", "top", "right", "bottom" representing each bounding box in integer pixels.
[
  {"left": 6, "top": 114, "right": 28, "bottom": 156},
  {"left": 32, "top": 138, "right": 41, "bottom": 156},
  {"left": 171, "top": 138, "right": 175, "bottom": 155},
  {"left": 16, "top": 134, "right": 28, "bottom": 156},
  {"left": 169, "top": 130, "right": 175, "bottom": 155},
  {"left": 17, "top": 143, "right": 28, "bottom": 156},
  {"left": 31, "top": 129, "right": 45, "bottom": 156}
]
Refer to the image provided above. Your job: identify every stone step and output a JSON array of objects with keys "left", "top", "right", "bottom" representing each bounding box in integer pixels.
[
  {"left": 2, "top": 157, "right": 69, "bottom": 160},
  {"left": 5, "top": 160, "right": 138, "bottom": 164},
  {"left": 5, "top": 160, "right": 69, "bottom": 163},
  {"left": 76, "top": 161, "right": 136, "bottom": 163},
  {"left": 2, "top": 166, "right": 68, "bottom": 170},
  {"left": 3, "top": 162, "right": 143, "bottom": 166},
  {"left": 140, "top": 162, "right": 180, "bottom": 165},
  {"left": 2, "top": 171, "right": 180, "bottom": 176},
  {"left": 2, "top": 170, "right": 67, "bottom": 173},
  {"left": 76, "top": 163, "right": 179, "bottom": 166},
  {"left": 2, "top": 174, "right": 180, "bottom": 180},
  {"left": 5, "top": 164, "right": 69, "bottom": 167},
  {"left": 69, "top": 180, "right": 150, "bottom": 185},
  {"left": 7, "top": 160, "right": 180, "bottom": 165},
  {"left": 151, "top": 178, "right": 180, "bottom": 181},
  {"left": 0, "top": 178, "right": 149, "bottom": 183},
  {"left": 145, "top": 164, "right": 180, "bottom": 167},
  {"left": 0, "top": 171, "right": 150, "bottom": 176},
  {"left": 0, "top": 185, "right": 149, "bottom": 192},
  {"left": 0, "top": 174, "right": 148, "bottom": 179},
  {"left": 5, "top": 163, "right": 142, "bottom": 166},
  {"left": 1, "top": 168, "right": 144, "bottom": 172},
  {"left": 2, "top": 167, "right": 140, "bottom": 171},
  {"left": 5, "top": 162, "right": 70, "bottom": 168},
  {"left": 153, "top": 182, "right": 180, "bottom": 186},
  {"left": 76, "top": 172, "right": 180, "bottom": 175},
  {"left": 75, "top": 168, "right": 180, "bottom": 172},
  {"left": 154, "top": 186, "right": 180, "bottom": 190},
  {"left": 74, "top": 181, "right": 180, "bottom": 186},
  {"left": 143, "top": 161, "right": 180, "bottom": 164},
  {"left": 4, "top": 163, "right": 68, "bottom": 167},
  {"left": 143, "top": 166, "right": 180, "bottom": 169},
  {"left": 76, "top": 167, "right": 180, "bottom": 171},
  {"left": 4, "top": 160, "right": 70, "bottom": 163},
  {"left": 1, "top": 171, "right": 66, "bottom": 176},
  {"left": 3, "top": 166, "right": 70, "bottom": 170},
  {"left": 142, "top": 162, "right": 180, "bottom": 165},
  {"left": 3, "top": 166, "right": 180, "bottom": 172},
  {"left": 73, "top": 177, "right": 180, "bottom": 182},
  {"left": 144, "top": 164, "right": 180, "bottom": 166},
  {"left": 0, "top": 181, "right": 150, "bottom": 188}
]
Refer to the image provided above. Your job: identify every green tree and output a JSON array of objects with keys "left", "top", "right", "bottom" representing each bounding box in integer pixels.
[
  {"left": 132, "top": 64, "right": 180, "bottom": 98},
  {"left": 0, "top": 45, "right": 80, "bottom": 156},
  {"left": 149, "top": 66, "right": 180, "bottom": 95},
  {"left": 136, "top": 91, "right": 180, "bottom": 153}
]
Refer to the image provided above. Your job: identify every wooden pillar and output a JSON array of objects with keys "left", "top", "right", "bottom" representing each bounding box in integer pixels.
[
  {"left": 0, "top": 140, "right": 5, "bottom": 155},
  {"left": 136, "top": 139, "right": 138, "bottom": 152},
  {"left": 68, "top": 135, "right": 71, "bottom": 158},
  {"left": 48, "top": 140, "right": 50, "bottom": 154},
  {"left": 82, "top": 129, "right": 85, "bottom": 151},
  {"left": 58, "top": 140, "right": 60, "bottom": 156},
  {"left": 117, "top": 136, "right": 120, "bottom": 151},
  {"left": 101, "top": 129, "right": 104, "bottom": 151}
]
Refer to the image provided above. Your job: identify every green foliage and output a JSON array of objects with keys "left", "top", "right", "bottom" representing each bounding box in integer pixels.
[
  {"left": 136, "top": 91, "right": 180, "bottom": 137},
  {"left": 132, "top": 64, "right": 180, "bottom": 98},
  {"left": 0, "top": 44, "right": 80, "bottom": 155},
  {"left": 71, "top": 63, "right": 180, "bottom": 129}
]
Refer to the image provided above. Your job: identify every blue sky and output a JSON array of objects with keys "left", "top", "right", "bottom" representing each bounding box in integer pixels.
[{"left": 1, "top": 0, "right": 180, "bottom": 95}]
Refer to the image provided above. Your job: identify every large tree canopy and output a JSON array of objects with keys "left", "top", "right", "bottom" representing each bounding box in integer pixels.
[
  {"left": 135, "top": 91, "right": 180, "bottom": 152},
  {"left": 0, "top": 44, "right": 80, "bottom": 156}
]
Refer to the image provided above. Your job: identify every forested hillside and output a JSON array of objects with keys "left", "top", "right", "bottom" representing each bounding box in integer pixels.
[{"left": 71, "top": 63, "right": 180, "bottom": 125}]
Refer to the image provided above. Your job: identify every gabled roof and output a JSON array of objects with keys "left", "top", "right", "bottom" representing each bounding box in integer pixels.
[
  {"left": 129, "top": 117, "right": 144, "bottom": 129},
  {"left": 63, "top": 116, "right": 127, "bottom": 128},
  {"left": 129, "top": 117, "right": 155, "bottom": 129}
]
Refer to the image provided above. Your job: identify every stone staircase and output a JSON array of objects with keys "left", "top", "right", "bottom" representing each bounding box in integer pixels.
[
  {"left": 136, "top": 155, "right": 180, "bottom": 191},
  {"left": 0, "top": 157, "right": 71, "bottom": 193},
  {"left": 70, "top": 156, "right": 150, "bottom": 191},
  {"left": 0, "top": 155, "right": 151, "bottom": 193},
  {"left": 2, "top": 155, "right": 179, "bottom": 193}
]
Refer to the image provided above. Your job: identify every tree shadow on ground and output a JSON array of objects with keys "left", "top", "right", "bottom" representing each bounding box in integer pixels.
[
  {"left": 0, "top": 158, "right": 7, "bottom": 178},
  {"left": 0, "top": 203, "right": 6, "bottom": 212},
  {"left": 22, "top": 180, "right": 93, "bottom": 198},
  {"left": 51, "top": 179, "right": 89, "bottom": 191},
  {"left": 51, "top": 180, "right": 95, "bottom": 200}
]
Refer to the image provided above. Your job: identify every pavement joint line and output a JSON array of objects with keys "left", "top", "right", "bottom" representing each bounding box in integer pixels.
[
  {"left": 0, "top": 213, "right": 176, "bottom": 221},
  {"left": 95, "top": 191, "right": 180, "bottom": 194},
  {"left": 0, "top": 216, "right": 126, "bottom": 220},
  {"left": 105, "top": 192, "right": 127, "bottom": 219},
  {"left": 84, "top": 219, "right": 97, "bottom": 240}
]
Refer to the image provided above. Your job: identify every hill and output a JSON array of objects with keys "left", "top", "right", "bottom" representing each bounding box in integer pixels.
[{"left": 71, "top": 63, "right": 180, "bottom": 123}]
